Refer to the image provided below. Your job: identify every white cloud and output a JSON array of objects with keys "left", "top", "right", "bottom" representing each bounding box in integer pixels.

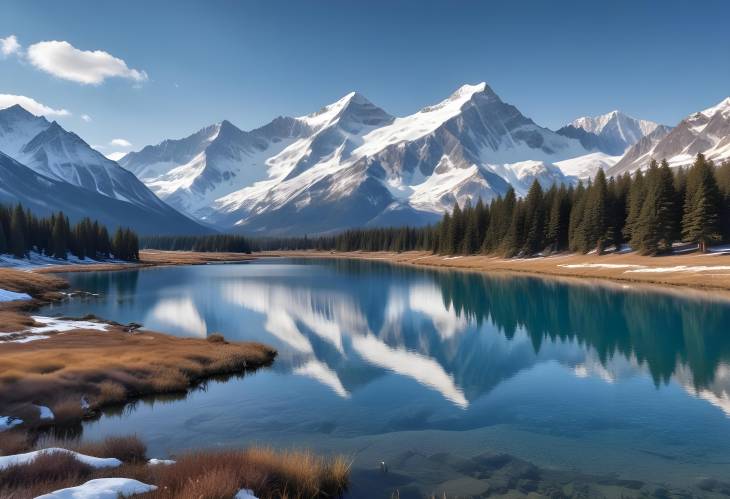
[
  {"left": 0, "top": 35, "right": 21, "bottom": 57},
  {"left": 0, "top": 94, "right": 70, "bottom": 117},
  {"left": 26, "top": 40, "right": 148, "bottom": 85},
  {"left": 109, "top": 138, "right": 132, "bottom": 148},
  {"left": 106, "top": 151, "right": 128, "bottom": 161},
  {"left": 80, "top": 114, "right": 92, "bottom": 122}
]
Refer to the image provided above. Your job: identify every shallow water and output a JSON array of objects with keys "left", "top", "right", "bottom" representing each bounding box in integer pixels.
[{"left": 42, "top": 258, "right": 730, "bottom": 497}]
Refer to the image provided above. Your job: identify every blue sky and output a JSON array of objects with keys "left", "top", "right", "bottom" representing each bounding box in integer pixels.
[{"left": 1, "top": 0, "right": 729, "bottom": 157}]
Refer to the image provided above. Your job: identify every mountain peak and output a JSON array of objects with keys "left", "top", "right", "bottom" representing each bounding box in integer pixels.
[
  {"left": 701, "top": 97, "right": 730, "bottom": 118},
  {"left": 449, "top": 82, "right": 489, "bottom": 99},
  {"left": 299, "top": 91, "right": 391, "bottom": 131},
  {"left": 0, "top": 104, "right": 48, "bottom": 123}
]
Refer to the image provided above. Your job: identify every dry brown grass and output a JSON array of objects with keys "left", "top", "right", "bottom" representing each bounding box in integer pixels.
[
  {"left": 136, "top": 448, "right": 349, "bottom": 499},
  {"left": 0, "top": 435, "right": 349, "bottom": 499},
  {"left": 29, "top": 250, "right": 255, "bottom": 275},
  {"left": 207, "top": 332, "right": 228, "bottom": 344},
  {"left": 0, "top": 329, "right": 276, "bottom": 429},
  {"left": 0, "top": 268, "right": 67, "bottom": 297},
  {"left": 0, "top": 431, "right": 29, "bottom": 455}
]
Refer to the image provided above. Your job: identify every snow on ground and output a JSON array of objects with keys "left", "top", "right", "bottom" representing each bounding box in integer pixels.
[
  {"left": 0, "top": 251, "right": 123, "bottom": 270},
  {"left": 0, "top": 449, "right": 121, "bottom": 471},
  {"left": 708, "top": 244, "right": 730, "bottom": 254},
  {"left": 0, "top": 316, "right": 109, "bottom": 344},
  {"left": 559, "top": 263, "right": 646, "bottom": 269},
  {"left": 0, "top": 416, "right": 23, "bottom": 432},
  {"left": 36, "top": 405, "right": 55, "bottom": 420},
  {"left": 147, "top": 458, "right": 176, "bottom": 465},
  {"left": 0, "top": 288, "right": 32, "bottom": 302},
  {"left": 235, "top": 489, "right": 260, "bottom": 499},
  {"left": 626, "top": 265, "right": 730, "bottom": 274},
  {"left": 35, "top": 478, "right": 157, "bottom": 499}
]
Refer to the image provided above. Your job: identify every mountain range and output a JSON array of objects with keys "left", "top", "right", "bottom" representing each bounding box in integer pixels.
[{"left": 1, "top": 83, "right": 729, "bottom": 236}]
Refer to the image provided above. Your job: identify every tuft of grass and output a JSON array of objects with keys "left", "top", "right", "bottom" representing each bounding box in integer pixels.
[
  {"left": 0, "top": 450, "right": 92, "bottom": 489},
  {"left": 207, "top": 333, "right": 227, "bottom": 344},
  {"left": 49, "top": 398, "right": 85, "bottom": 426}
]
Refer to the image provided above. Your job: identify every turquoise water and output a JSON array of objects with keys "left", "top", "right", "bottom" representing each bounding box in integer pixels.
[{"left": 42, "top": 259, "right": 730, "bottom": 497}]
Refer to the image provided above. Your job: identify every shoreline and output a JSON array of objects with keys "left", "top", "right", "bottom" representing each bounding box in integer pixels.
[{"left": 261, "top": 249, "right": 730, "bottom": 295}]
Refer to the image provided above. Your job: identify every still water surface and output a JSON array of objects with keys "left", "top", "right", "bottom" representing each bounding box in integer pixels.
[{"left": 42, "top": 259, "right": 730, "bottom": 497}]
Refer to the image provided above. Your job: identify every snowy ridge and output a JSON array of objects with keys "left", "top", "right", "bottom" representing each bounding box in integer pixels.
[
  {"left": 125, "top": 82, "right": 589, "bottom": 234},
  {"left": 609, "top": 96, "right": 730, "bottom": 175}
]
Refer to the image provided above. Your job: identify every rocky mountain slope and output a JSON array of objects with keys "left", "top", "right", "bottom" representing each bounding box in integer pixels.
[{"left": 0, "top": 105, "right": 209, "bottom": 234}]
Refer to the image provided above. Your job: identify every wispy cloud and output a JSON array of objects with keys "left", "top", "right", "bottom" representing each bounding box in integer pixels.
[
  {"left": 110, "top": 138, "right": 132, "bottom": 148},
  {"left": 0, "top": 94, "right": 70, "bottom": 117},
  {"left": 27, "top": 40, "right": 148, "bottom": 85},
  {"left": 0, "top": 35, "right": 21, "bottom": 57},
  {"left": 80, "top": 114, "right": 92, "bottom": 122}
]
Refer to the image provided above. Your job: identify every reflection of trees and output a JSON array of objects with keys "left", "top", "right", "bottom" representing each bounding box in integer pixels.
[
  {"left": 68, "top": 269, "right": 140, "bottom": 299},
  {"left": 434, "top": 271, "right": 730, "bottom": 390}
]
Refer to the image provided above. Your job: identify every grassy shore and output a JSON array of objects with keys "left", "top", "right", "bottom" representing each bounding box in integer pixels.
[
  {"left": 0, "top": 435, "right": 349, "bottom": 499},
  {"left": 263, "top": 249, "right": 730, "bottom": 293},
  {"left": 0, "top": 264, "right": 275, "bottom": 430}
]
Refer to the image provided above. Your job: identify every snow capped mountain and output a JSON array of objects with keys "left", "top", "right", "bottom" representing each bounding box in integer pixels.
[
  {"left": 558, "top": 110, "right": 664, "bottom": 156},
  {"left": 0, "top": 104, "right": 208, "bottom": 234},
  {"left": 608, "top": 97, "right": 730, "bottom": 176},
  {"left": 125, "top": 83, "right": 587, "bottom": 234},
  {"left": 121, "top": 117, "right": 314, "bottom": 216}
]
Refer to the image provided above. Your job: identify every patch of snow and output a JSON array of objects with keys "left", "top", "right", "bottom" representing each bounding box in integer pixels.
[
  {"left": 27, "top": 316, "right": 109, "bottom": 333},
  {"left": 147, "top": 458, "right": 176, "bottom": 465},
  {"left": 0, "top": 416, "right": 23, "bottom": 431},
  {"left": 235, "top": 489, "right": 260, "bottom": 499},
  {"left": 555, "top": 151, "right": 621, "bottom": 179},
  {"left": 36, "top": 405, "right": 55, "bottom": 420},
  {"left": 709, "top": 244, "right": 730, "bottom": 254},
  {"left": 626, "top": 265, "right": 730, "bottom": 274},
  {"left": 0, "top": 448, "right": 121, "bottom": 471},
  {"left": 0, "top": 316, "right": 109, "bottom": 344},
  {"left": 0, "top": 251, "right": 124, "bottom": 270},
  {"left": 0, "top": 288, "right": 31, "bottom": 302},
  {"left": 35, "top": 478, "right": 157, "bottom": 499},
  {"left": 559, "top": 263, "right": 646, "bottom": 269}
]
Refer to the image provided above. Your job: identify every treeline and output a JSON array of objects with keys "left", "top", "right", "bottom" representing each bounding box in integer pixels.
[
  {"left": 253, "top": 228, "right": 434, "bottom": 253},
  {"left": 0, "top": 204, "right": 139, "bottom": 261},
  {"left": 140, "top": 234, "right": 253, "bottom": 253},
  {"left": 434, "top": 154, "right": 730, "bottom": 257}
]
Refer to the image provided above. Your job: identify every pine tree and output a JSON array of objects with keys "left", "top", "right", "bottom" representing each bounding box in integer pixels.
[
  {"left": 0, "top": 219, "right": 6, "bottom": 254},
  {"left": 682, "top": 154, "right": 722, "bottom": 252},
  {"left": 502, "top": 200, "right": 526, "bottom": 257},
  {"left": 624, "top": 168, "right": 646, "bottom": 246},
  {"left": 10, "top": 204, "right": 27, "bottom": 258},
  {"left": 445, "top": 202, "right": 463, "bottom": 254},
  {"left": 522, "top": 180, "right": 545, "bottom": 255}
]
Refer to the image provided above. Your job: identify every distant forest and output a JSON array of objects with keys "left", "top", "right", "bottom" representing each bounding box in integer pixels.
[
  {"left": 0, "top": 204, "right": 139, "bottom": 261},
  {"left": 141, "top": 153, "right": 730, "bottom": 257}
]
